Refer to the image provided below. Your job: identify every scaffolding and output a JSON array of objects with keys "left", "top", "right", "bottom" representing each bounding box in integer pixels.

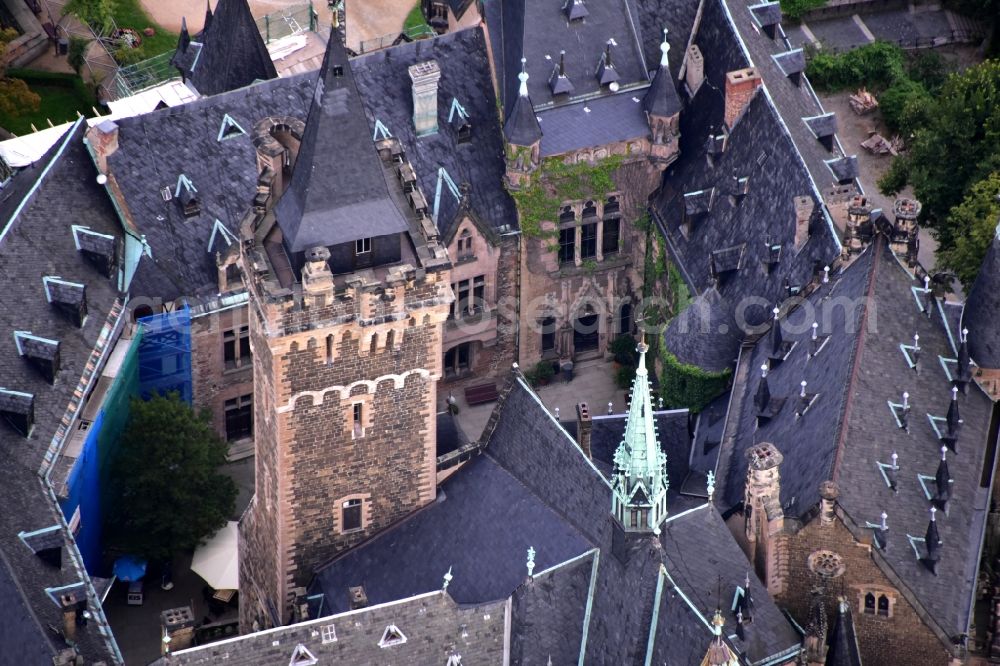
[{"left": 136, "top": 307, "right": 193, "bottom": 404}]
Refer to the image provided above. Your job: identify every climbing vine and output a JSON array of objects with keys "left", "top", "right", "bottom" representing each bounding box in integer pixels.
[
  {"left": 511, "top": 154, "right": 625, "bottom": 238},
  {"left": 656, "top": 342, "right": 731, "bottom": 414}
]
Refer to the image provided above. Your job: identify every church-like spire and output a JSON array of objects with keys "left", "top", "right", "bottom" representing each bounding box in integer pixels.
[
  {"left": 504, "top": 58, "right": 542, "bottom": 147},
  {"left": 203, "top": 0, "right": 214, "bottom": 33},
  {"left": 701, "top": 610, "right": 739, "bottom": 666},
  {"left": 611, "top": 337, "right": 669, "bottom": 534},
  {"left": 642, "top": 28, "right": 681, "bottom": 118}
]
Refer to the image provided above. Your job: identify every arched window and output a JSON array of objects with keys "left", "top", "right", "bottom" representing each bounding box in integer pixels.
[
  {"left": 863, "top": 593, "right": 876, "bottom": 614},
  {"left": 559, "top": 206, "right": 575, "bottom": 224},
  {"left": 877, "top": 595, "right": 890, "bottom": 617},
  {"left": 582, "top": 200, "right": 598, "bottom": 218}
]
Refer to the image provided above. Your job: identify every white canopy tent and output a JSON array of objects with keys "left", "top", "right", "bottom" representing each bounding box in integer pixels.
[{"left": 191, "top": 521, "right": 239, "bottom": 591}]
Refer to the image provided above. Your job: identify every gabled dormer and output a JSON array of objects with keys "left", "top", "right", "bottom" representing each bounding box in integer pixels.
[
  {"left": 0, "top": 387, "right": 34, "bottom": 437},
  {"left": 72, "top": 225, "right": 117, "bottom": 278},
  {"left": 14, "top": 331, "right": 60, "bottom": 384},
  {"left": 176, "top": 174, "right": 200, "bottom": 218},
  {"left": 43, "top": 276, "right": 87, "bottom": 328}
]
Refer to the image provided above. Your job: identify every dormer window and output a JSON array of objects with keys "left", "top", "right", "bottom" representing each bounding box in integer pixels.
[
  {"left": 595, "top": 40, "right": 619, "bottom": 87},
  {"left": 71, "top": 225, "right": 117, "bottom": 278},
  {"left": 43, "top": 276, "right": 87, "bottom": 328},
  {"left": 175, "top": 174, "right": 200, "bottom": 218},
  {"left": 378, "top": 624, "right": 407, "bottom": 648},
  {"left": 356, "top": 238, "right": 372, "bottom": 255},
  {"left": 0, "top": 388, "right": 34, "bottom": 437},
  {"left": 217, "top": 113, "right": 247, "bottom": 141},
  {"left": 448, "top": 98, "right": 472, "bottom": 143},
  {"left": 14, "top": 332, "right": 60, "bottom": 384},
  {"left": 563, "top": 0, "right": 589, "bottom": 20}
]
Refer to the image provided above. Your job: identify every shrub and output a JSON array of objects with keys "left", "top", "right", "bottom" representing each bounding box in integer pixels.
[
  {"left": 68, "top": 37, "right": 89, "bottom": 72},
  {"left": 615, "top": 364, "right": 636, "bottom": 390},
  {"left": 658, "top": 349, "right": 731, "bottom": 413},
  {"left": 806, "top": 41, "right": 906, "bottom": 92},
  {"left": 610, "top": 334, "right": 637, "bottom": 366},
  {"left": 878, "top": 77, "right": 931, "bottom": 134}
]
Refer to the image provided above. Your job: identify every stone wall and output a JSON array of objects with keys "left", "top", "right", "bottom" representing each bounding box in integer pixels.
[
  {"left": 779, "top": 514, "right": 952, "bottom": 665},
  {"left": 190, "top": 305, "right": 254, "bottom": 443}
]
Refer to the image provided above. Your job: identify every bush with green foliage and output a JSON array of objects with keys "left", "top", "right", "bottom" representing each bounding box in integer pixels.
[
  {"left": 780, "top": 0, "right": 827, "bottom": 21},
  {"left": 104, "top": 392, "right": 237, "bottom": 562},
  {"left": 66, "top": 0, "right": 115, "bottom": 34},
  {"left": 878, "top": 77, "right": 932, "bottom": 133},
  {"left": 805, "top": 41, "right": 906, "bottom": 92},
  {"left": 524, "top": 360, "right": 555, "bottom": 387},
  {"left": 880, "top": 60, "right": 1000, "bottom": 258},
  {"left": 936, "top": 172, "right": 1000, "bottom": 290},
  {"left": 610, "top": 334, "right": 638, "bottom": 366},
  {"left": 67, "top": 37, "right": 90, "bottom": 72}
]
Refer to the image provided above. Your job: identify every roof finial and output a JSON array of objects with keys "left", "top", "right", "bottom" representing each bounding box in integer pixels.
[
  {"left": 608, "top": 401, "right": 613, "bottom": 415},
  {"left": 554, "top": 406, "right": 560, "bottom": 420},
  {"left": 880, "top": 511, "right": 888, "bottom": 531},
  {"left": 707, "top": 470, "right": 715, "bottom": 500},
  {"left": 761, "top": 363, "right": 768, "bottom": 378},
  {"left": 442, "top": 566, "right": 453, "bottom": 591},
  {"left": 951, "top": 385, "right": 958, "bottom": 401},
  {"left": 526, "top": 546, "right": 536, "bottom": 577},
  {"left": 891, "top": 451, "right": 898, "bottom": 468},
  {"left": 823, "top": 265, "right": 830, "bottom": 283},
  {"left": 518, "top": 58, "right": 530, "bottom": 97},
  {"left": 800, "top": 380, "right": 807, "bottom": 398},
  {"left": 659, "top": 28, "right": 670, "bottom": 68},
  {"left": 811, "top": 322, "right": 818, "bottom": 341},
  {"left": 962, "top": 327, "right": 968, "bottom": 343}
]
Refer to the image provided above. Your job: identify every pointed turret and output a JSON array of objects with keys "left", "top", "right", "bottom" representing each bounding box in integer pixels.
[
  {"left": 826, "top": 598, "right": 863, "bottom": 666},
  {"left": 754, "top": 364, "right": 771, "bottom": 415},
  {"left": 962, "top": 214, "right": 1000, "bottom": 399},
  {"left": 956, "top": 328, "right": 972, "bottom": 390},
  {"left": 611, "top": 338, "right": 669, "bottom": 535},
  {"left": 503, "top": 58, "right": 542, "bottom": 189},
  {"left": 943, "top": 386, "right": 961, "bottom": 450},
  {"left": 181, "top": 0, "right": 277, "bottom": 96},
  {"left": 595, "top": 40, "right": 620, "bottom": 87},
  {"left": 701, "top": 610, "right": 739, "bottom": 666},
  {"left": 272, "top": 31, "right": 408, "bottom": 260},
  {"left": 922, "top": 506, "right": 941, "bottom": 574},
  {"left": 643, "top": 29, "right": 681, "bottom": 169},
  {"left": 179, "top": 16, "right": 191, "bottom": 52},
  {"left": 170, "top": 17, "right": 199, "bottom": 81},
  {"left": 934, "top": 445, "right": 950, "bottom": 507},
  {"left": 203, "top": 0, "right": 214, "bottom": 33}
]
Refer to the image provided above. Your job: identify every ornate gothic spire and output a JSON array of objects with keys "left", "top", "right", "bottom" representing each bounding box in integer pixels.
[{"left": 611, "top": 338, "right": 669, "bottom": 534}]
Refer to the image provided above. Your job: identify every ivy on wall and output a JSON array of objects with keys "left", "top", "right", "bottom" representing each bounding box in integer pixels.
[
  {"left": 656, "top": 341, "right": 731, "bottom": 414},
  {"left": 511, "top": 154, "right": 626, "bottom": 238}
]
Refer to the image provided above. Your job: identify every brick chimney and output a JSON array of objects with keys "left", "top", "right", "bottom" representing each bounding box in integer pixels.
[
  {"left": 724, "top": 68, "right": 762, "bottom": 129},
  {"left": 576, "top": 402, "right": 592, "bottom": 458},
  {"left": 685, "top": 45, "right": 704, "bottom": 94},
  {"left": 160, "top": 606, "right": 196, "bottom": 655},
  {"left": 409, "top": 60, "right": 441, "bottom": 137},
  {"left": 85, "top": 120, "right": 120, "bottom": 174},
  {"left": 59, "top": 593, "right": 82, "bottom": 644},
  {"left": 818, "top": 480, "right": 839, "bottom": 524}
]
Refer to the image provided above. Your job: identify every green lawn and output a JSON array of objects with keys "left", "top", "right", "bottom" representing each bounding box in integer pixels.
[
  {"left": 111, "top": 0, "right": 178, "bottom": 61},
  {"left": 0, "top": 70, "right": 96, "bottom": 135},
  {"left": 403, "top": 2, "right": 434, "bottom": 38}
]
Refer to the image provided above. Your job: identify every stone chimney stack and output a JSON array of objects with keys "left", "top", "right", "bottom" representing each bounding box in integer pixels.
[
  {"left": 409, "top": 60, "right": 442, "bottom": 137},
  {"left": 60, "top": 593, "right": 82, "bottom": 644},
  {"left": 793, "top": 196, "right": 815, "bottom": 251},
  {"left": 160, "top": 606, "right": 196, "bottom": 655},
  {"left": 85, "top": 120, "right": 120, "bottom": 174},
  {"left": 818, "top": 480, "right": 839, "bottom": 524},
  {"left": 685, "top": 45, "right": 704, "bottom": 94},
  {"left": 576, "top": 402, "right": 592, "bottom": 458},
  {"left": 724, "top": 68, "right": 762, "bottom": 129}
]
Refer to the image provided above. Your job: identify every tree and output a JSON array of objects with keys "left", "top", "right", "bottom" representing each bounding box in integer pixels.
[
  {"left": 105, "top": 392, "right": 237, "bottom": 563},
  {"left": 0, "top": 28, "right": 41, "bottom": 122},
  {"left": 936, "top": 172, "right": 1000, "bottom": 290},
  {"left": 884, "top": 60, "right": 1000, "bottom": 252}
]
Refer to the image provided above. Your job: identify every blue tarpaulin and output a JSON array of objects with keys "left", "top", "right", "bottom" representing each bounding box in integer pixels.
[{"left": 113, "top": 555, "right": 147, "bottom": 582}]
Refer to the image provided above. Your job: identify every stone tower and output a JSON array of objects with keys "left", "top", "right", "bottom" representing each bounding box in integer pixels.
[
  {"left": 743, "top": 442, "right": 786, "bottom": 595},
  {"left": 237, "top": 34, "right": 453, "bottom": 630}
]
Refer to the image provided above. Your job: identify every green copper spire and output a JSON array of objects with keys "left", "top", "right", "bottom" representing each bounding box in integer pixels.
[{"left": 612, "top": 338, "right": 669, "bottom": 534}]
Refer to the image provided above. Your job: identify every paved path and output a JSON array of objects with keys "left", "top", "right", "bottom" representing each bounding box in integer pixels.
[{"left": 454, "top": 358, "right": 624, "bottom": 442}]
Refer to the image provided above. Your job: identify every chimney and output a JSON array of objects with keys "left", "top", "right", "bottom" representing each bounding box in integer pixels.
[
  {"left": 818, "top": 480, "right": 838, "bottom": 525},
  {"left": 60, "top": 593, "right": 81, "bottom": 644},
  {"left": 349, "top": 585, "right": 369, "bottom": 610},
  {"left": 793, "top": 196, "right": 814, "bottom": 251},
  {"left": 160, "top": 606, "right": 196, "bottom": 655},
  {"left": 576, "top": 402, "right": 592, "bottom": 458},
  {"left": 409, "top": 60, "right": 441, "bottom": 137},
  {"left": 85, "top": 120, "right": 120, "bottom": 174},
  {"left": 685, "top": 45, "right": 704, "bottom": 94},
  {"left": 724, "top": 68, "right": 762, "bottom": 129}
]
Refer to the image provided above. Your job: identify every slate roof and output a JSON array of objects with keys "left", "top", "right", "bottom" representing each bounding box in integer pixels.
[
  {"left": 537, "top": 92, "right": 652, "bottom": 157},
  {"left": 634, "top": 0, "right": 701, "bottom": 81},
  {"left": 718, "top": 238, "right": 998, "bottom": 647},
  {"left": 663, "top": 287, "right": 742, "bottom": 372},
  {"left": 107, "top": 73, "right": 316, "bottom": 299},
  {"left": 435, "top": 410, "right": 468, "bottom": 457},
  {"left": 961, "top": 218, "right": 1000, "bottom": 369},
  {"left": 826, "top": 601, "right": 863, "bottom": 666},
  {"left": 0, "top": 121, "right": 124, "bottom": 663},
  {"left": 726, "top": 0, "right": 853, "bottom": 193},
  {"left": 161, "top": 590, "right": 507, "bottom": 665},
  {"left": 176, "top": 0, "right": 278, "bottom": 97},
  {"left": 314, "top": 374, "right": 801, "bottom": 664},
  {"left": 652, "top": 0, "right": 840, "bottom": 340},
  {"left": 276, "top": 36, "right": 409, "bottom": 254},
  {"left": 352, "top": 28, "right": 519, "bottom": 239},
  {"left": 485, "top": 0, "right": 649, "bottom": 112},
  {"left": 643, "top": 47, "right": 683, "bottom": 118}
]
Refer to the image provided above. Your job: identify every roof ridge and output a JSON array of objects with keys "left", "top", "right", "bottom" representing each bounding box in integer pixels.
[{"left": 830, "top": 239, "right": 882, "bottom": 483}]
